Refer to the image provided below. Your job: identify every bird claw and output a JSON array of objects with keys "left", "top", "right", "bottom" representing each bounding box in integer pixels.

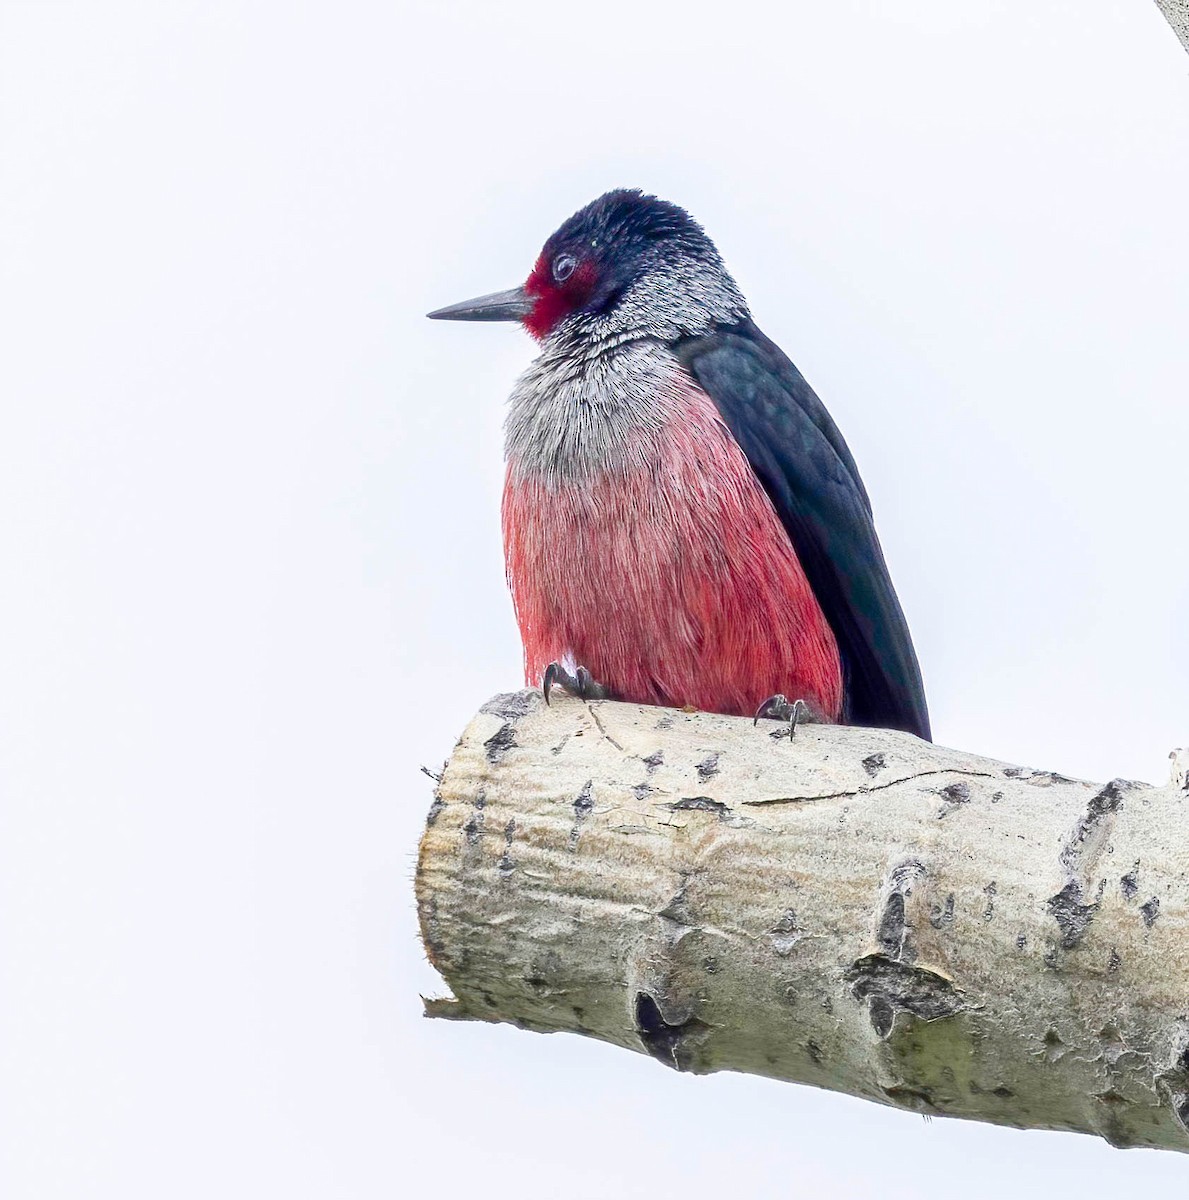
[
  {"left": 542, "top": 662, "right": 609, "bottom": 705},
  {"left": 754, "top": 694, "right": 815, "bottom": 738}
]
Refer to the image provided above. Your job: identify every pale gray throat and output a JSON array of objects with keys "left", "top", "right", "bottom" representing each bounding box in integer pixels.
[{"left": 504, "top": 262, "right": 749, "bottom": 486}]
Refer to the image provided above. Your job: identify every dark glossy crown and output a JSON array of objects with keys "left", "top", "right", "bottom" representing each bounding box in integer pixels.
[{"left": 543, "top": 190, "right": 719, "bottom": 265}]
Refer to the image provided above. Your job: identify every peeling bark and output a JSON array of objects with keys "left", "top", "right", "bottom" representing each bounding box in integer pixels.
[{"left": 416, "top": 692, "right": 1189, "bottom": 1153}]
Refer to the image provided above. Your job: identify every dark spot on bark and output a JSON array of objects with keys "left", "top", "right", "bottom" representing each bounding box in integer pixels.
[
  {"left": 1046, "top": 879, "right": 1101, "bottom": 949},
  {"left": 862, "top": 753, "right": 886, "bottom": 777},
  {"left": 806, "top": 1039, "right": 824, "bottom": 1065},
  {"left": 669, "top": 796, "right": 730, "bottom": 819},
  {"left": 769, "top": 909, "right": 802, "bottom": 956},
  {"left": 1003, "top": 767, "right": 1077, "bottom": 786},
  {"left": 929, "top": 893, "right": 955, "bottom": 929},
  {"left": 484, "top": 723, "right": 517, "bottom": 763},
  {"left": 1060, "top": 780, "right": 1131, "bottom": 875},
  {"left": 480, "top": 690, "right": 536, "bottom": 721},
  {"left": 772, "top": 912, "right": 801, "bottom": 940},
  {"left": 891, "top": 858, "right": 926, "bottom": 887},
  {"left": 643, "top": 750, "right": 664, "bottom": 774},
  {"left": 939, "top": 782, "right": 970, "bottom": 805},
  {"left": 877, "top": 859, "right": 925, "bottom": 961},
  {"left": 878, "top": 893, "right": 907, "bottom": 958},
  {"left": 634, "top": 992, "right": 708, "bottom": 1071},
  {"left": 497, "top": 819, "right": 516, "bottom": 876},
  {"left": 574, "top": 782, "right": 593, "bottom": 817},
  {"left": 1141, "top": 896, "right": 1161, "bottom": 927},
  {"left": 1120, "top": 866, "right": 1139, "bottom": 900},
  {"left": 992, "top": 1085, "right": 1015, "bottom": 1099},
  {"left": 869, "top": 996, "right": 895, "bottom": 1038},
  {"left": 1173, "top": 1094, "right": 1189, "bottom": 1133},
  {"left": 696, "top": 753, "right": 720, "bottom": 782},
  {"left": 1089, "top": 779, "right": 1129, "bottom": 817},
  {"left": 572, "top": 1005, "right": 585, "bottom": 1024},
  {"left": 846, "top": 954, "right": 966, "bottom": 1037},
  {"left": 882, "top": 1083, "right": 936, "bottom": 1111},
  {"left": 1108, "top": 948, "right": 1121, "bottom": 972},
  {"left": 426, "top": 795, "right": 445, "bottom": 826},
  {"left": 463, "top": 790, "right": 486, "bottom": 845},
  {"left": 568, "top": 781, "right": 594, "bottom": 850}
]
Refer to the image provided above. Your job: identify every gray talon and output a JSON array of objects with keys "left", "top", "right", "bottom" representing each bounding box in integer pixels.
[
  {"left": 755, "top": 694, "right": 810, "bottom": 738},
  {"left": 542, "top": 661, "right": 610, "bottom": 703},
  {"left": 543, "top": 662, "right": 561, "bottom": 706}
]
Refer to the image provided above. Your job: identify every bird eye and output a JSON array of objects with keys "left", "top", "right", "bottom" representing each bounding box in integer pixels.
[{"left": 552, "top": 253, "right": 577, "bottom": 283}]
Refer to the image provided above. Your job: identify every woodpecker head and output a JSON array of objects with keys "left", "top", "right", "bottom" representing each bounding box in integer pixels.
[{"left": 428, "top": 190, "right": 748, "bottom": 344}]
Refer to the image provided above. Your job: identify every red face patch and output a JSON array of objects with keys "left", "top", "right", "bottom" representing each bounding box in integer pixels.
[{"left": 523, "top": 252, "right": 598, "bottom": 340}]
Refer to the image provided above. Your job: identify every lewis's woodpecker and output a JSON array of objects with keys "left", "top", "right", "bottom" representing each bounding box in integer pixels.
[{"left": 429, "top": 191, "right": 930, "bottom": 740}]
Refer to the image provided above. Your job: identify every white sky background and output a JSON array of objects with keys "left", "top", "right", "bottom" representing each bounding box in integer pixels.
[{"left": 2, "top": 0, "right": 1189, "bottom": 1195}]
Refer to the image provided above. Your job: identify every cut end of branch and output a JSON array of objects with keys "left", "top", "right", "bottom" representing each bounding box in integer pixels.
[
  {"left": 1169, "top": 747, "right": 1189, "bottom": 791},
  {"left": 422, "top": 994, "right": 472, "bottom": 1021}
]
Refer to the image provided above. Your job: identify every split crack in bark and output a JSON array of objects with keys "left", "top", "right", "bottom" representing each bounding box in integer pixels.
[
  {"left": 741, "top": 767, "right": 1004, "bottom": 807},
  {"left": 587, "top": 702, "right": 624, "bottom": 750}
]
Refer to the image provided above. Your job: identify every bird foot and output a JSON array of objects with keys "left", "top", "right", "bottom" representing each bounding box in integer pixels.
[
  {"left": 753, "top": 694, "right": 823, "bottom": 738},
  {"left": 542, "top": 662, "right": 610, "bottom": 705}
]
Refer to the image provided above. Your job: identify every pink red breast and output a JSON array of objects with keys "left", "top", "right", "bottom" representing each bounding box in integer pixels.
[{"left": 502, "top": 376, "right": 843, "bottom": 720}]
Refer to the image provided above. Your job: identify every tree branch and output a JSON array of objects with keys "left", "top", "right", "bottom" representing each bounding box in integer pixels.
[
  {"left": 416, "top": 692, "right": 1189, "bottom": 1153},
  {"left": 1156, "top": 0, "right": 1189, "bottom": 53}
]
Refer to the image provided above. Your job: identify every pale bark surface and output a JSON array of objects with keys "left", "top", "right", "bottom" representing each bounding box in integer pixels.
[
  {"left": 417, "top": 691, "right": 1189, "bottom": 1152},
  {"left": 1156, "top": 0, "right": 1189, "bottom": 52}
]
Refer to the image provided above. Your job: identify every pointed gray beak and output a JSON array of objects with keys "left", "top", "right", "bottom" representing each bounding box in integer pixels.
[{"left": 427, "top": 286, "right": 533, "bottom": 323}]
